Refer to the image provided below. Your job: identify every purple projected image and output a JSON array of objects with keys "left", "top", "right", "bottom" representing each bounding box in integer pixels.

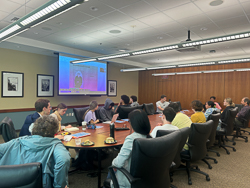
[{"left": 58, "top": 55, "right": 107, "bottom": 95}]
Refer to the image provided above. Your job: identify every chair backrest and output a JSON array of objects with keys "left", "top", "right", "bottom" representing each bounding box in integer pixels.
[
  {"left": 235, "top": 104, "right": 243, "bottom": 112},
  {"left": 188, "top": 120, "right": 213, "bottom": 162},
  {"left": 143, "top": 103, "right": 155, "bottom": 115},
  {"left": 0, "top": 162, "right": 42, "bottom": 188},
  {"left": 0, "top": 117, "right": 17, "bottom": 142},
  {"left": 118, "top": 105, "right": 138, "bottom": 119},
  {"left": 136, "top": 104, "right": 144, "bottom": 110},
  {"left": 95, "top": 108, "right": 102, "bottom": 122},
  {"left": 224, "top": 107, "right": 238, "bottom": 136},
  {"left": 242, "top": 108, "right": 250, "bottom": 128},
  {"left": 73, "top": 107, "right": 89, "bottom": 125},
  {"left": 207, "top": 113, "right": 221, "bottom": 147},
  {"left": 129, "top": 131, "right": 181, "bottom": 188},
  {"left": 176, "top": 101, "right": 182, "bottom": 111},
  {"left": 156, "top": 127, "right": 190, "bottom": 168}
]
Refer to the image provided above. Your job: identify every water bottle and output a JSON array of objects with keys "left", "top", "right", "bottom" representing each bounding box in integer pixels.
[{"left": 110, "top": 123, "right": 115, "bottom": 139}]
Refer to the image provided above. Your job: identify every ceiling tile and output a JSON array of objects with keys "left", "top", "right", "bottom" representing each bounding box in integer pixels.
[
  {"left": 100, "top": 0, "right": 141, "bottom": 9},
  {"left": 215, "top": 16, "right": 250, "bottom": 29},
  {"left": 0, "top": 10, "right": 9, "bottom": 20},
  {"left": 0, "top": 1, "right": 22, "bottom": 13},
  {"left": 58, "top": 10, "right": 94, "bottom": 24},
  {"left": 145, "top": 0, "right": 190, "bottom": 11},
  {"left": 118, "top": 20, "right": 149, "bottom": 31},
  {"left": 193, "top": 0, "right": 240, "bottom": 12},
  {"left": 119, "top": 1, "right": 158, "bottom": 19},
  {"left": 164, "top": 3, "right": 203, "bottom": 20},
  {"left": 138, "top": 12, "right": 173, "bottom": 27},
  {"left": 81, "top": 18, "right": 113, "bottom": 31},
  {"left": 26, "top": 0, "right": 49, "bottom": 9},
  {"left": 12, "top": 6, "right": 34, "bottom": 17},
  {"left": 176, "top": 14, "right": 212, "bottom": 28},
  {"left": 241, "top": 1, "right": 250, "bottom": 13},
  {"left": 153, "top": 21, "right": 186, "bottom": 33},
  {"left": 56, "top": 25, "right": 95, "bottom": 39},
  {"left": 99, "top": 10, "right": 133, "bottom": 25}
]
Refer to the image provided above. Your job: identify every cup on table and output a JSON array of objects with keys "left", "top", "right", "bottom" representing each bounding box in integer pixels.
[
  {"left": 75, "top": 138, "right": 81, "bottom": 146},
  {"left": 82, "top": 121, "right": 87, "bottom": 131}
]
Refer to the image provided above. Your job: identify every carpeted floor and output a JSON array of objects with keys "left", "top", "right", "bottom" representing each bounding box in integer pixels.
[{"left": 1, "top": 130, "right": 250, "bottom": 188}]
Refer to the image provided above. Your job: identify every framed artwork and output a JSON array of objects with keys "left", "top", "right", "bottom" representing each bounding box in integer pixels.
[
  {"left": 37, "top": 74, "right": 54, "bottom": 97},
  {"left": 107, "top": 80, "right": 117, "bottom": 97},
  {"left": 1, "top": 71, "right": 24, "bottom": 97}
]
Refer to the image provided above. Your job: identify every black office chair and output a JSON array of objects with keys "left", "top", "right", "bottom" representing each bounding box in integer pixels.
[
  {"left": 235, "top": 104, "right": 243, "bottom": 112},
  {"left": 0, "top": 117, "right": 17, "bottom": 142},
  {"left": 107, "top": 131, "right": 181, "bottom": 188},
  {"left": 177, "top": 121, "right": 213, "bottom": 185},
  {"left": 143, "top": 103, "right": 157, "bottom": 115},
  {"left": 231, "top": 108, "right": 250, "bottom": 143},
  {"left": 118, "top": 105, "right": 137, "bottom": 119},
  {"left": 156, "top": 127, "right": 190, "bottom": 183},
  {"left": 216, "top": 108, "right": 237, "bottom": 154},
  {"left": 136, "top": 104, "right": 144, "bottom": 110},
  {"left": 0, "top": 162, "right": 42, "bottom": 188},
  {"left": 95, "top": 108, "right": 103, "bottom": 123},
  {"left": 202, "top": 113, "right": 221, "bottom": 169},
  {"left": 175, "top": 101, "right": 182, "bottom": 111},
  {"left": 73, "top": 107, "right": 89, "bottom": 125}
]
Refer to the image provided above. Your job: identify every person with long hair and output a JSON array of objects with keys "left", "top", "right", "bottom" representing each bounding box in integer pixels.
[
  {"left": 83, "top": 101, "right": 99, "bottom": 125},
  {"left": 51, "top": 103, "right": 72, "bottom": 131},
  {"left": 221, "top": 98, "right": 235, "bottom": 123},
  {"left": 110, "top": 109, "right": 151, "bottom": 188}
]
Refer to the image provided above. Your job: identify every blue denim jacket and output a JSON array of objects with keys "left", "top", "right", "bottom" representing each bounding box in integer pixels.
[{"left": 111, "top": 132, "right": 147, "bottom": 188}]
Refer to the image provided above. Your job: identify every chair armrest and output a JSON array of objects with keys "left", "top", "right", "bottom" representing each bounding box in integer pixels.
[
  {"left": 221, "top": 122, "right": 227, "bottom": 128},
  {"left": 241, "top": 118, "right": 247, "bottom": 122},
  {"left": 108, "top": 166, "right": 140, "bottom": 187},
  {"left": 186, "top": 142, "right": 193, "bottom": 148}
]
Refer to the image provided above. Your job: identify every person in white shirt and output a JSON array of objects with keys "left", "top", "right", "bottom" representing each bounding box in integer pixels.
[
  {"left": 156, "top": 95, "right": 169, "bottom": 113},
  {"left": 151, "top": 107, "right": 178, "bottom": 138}
]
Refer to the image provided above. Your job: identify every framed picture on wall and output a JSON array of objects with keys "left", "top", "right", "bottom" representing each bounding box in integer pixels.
[
  {"left": 107, "top": 80, "right": 117, "bottom": 97},
  {"left": 37, "top": 74, "right": 54, "bottom": 97},
  {"left": 1, "top": 71, "right": 24, "bottom": 97}
]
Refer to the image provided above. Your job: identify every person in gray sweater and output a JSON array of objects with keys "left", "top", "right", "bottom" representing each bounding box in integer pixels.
[{"left": 100, "top": 98, "right": 115, "bottom": 122}]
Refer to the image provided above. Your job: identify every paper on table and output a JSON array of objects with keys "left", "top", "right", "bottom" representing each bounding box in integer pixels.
[
  {"left": 121, "top": 119, "right": 129, "bottom": 121},
  {"left": 64, "top": 135, "right": 72, "bottom": 141},
  {"left": 72, "top": 132, "right": 91, "bottom": 138},
  {"left": 103, "top": 121, "right": 111, "bottom": 124},
  {"left": 115, "top": 120, "right": 125, "bottom": 123},
  {"left": 96, "top": 125, "right": 103, "bottom": 129},
  {"left": 65, "top": 127, "right": 79, "bottom": 132}
]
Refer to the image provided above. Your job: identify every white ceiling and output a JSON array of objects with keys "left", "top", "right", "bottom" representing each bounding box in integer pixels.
[{"left": 0, "top": 0, "right": 250, "bottom": 67}]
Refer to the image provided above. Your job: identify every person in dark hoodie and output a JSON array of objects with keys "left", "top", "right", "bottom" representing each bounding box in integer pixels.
[
  {"left": 100, "top": 98, "right": 115, "bottom": 122},
  {"left": 0, "top": 115, "right": 71, "bottom": 188},
  {"left": 19, "top": 99, "right": 51, "bottom": 137}
]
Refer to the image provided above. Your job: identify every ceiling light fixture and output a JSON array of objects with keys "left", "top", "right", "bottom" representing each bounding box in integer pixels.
[
  {"left": 71, "top": 58, "right": 97, "bottom": 63},
  {"left": 121, "top": 68, "right": 146, "bottom": 72},
  {"left": 0, "top": 0, "right": 86, "bottom": 41},
  {"left": 146, "top": 65, "right": 176, "bottom": 70}
]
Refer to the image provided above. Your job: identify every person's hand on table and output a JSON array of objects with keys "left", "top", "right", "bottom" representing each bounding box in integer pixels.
[
  {"left": 55, "top": 135, "right": 64, "bottom": 140},
  {"left": 66, "top": 125, "right": 72, "bottom": 128},
  {"left": 95, "top": 119, "right": 99, "bottom": 124}
]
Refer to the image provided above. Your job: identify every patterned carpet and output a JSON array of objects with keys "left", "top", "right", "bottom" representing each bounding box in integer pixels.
[{"left": 1, "top": 129, "right": 250, "bottom": 188}]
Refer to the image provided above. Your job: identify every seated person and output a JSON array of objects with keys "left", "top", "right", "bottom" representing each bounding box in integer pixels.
[
  {"left": 151, "top": 107, "right": 178, "bottom": 138},
  {"left": 51, "top": 103, "right": 72, "bottom": 131},
  {"left": 83, "top": 101, "right": 99, "bottom": 125},
  {"left": 130, "top": 95, "right": 139, "bottom": 107},
  {"left": 0, "top": 116, "right": 71, "bottom": 188},
  {"left": 190, "top": 100, "right": 206, "bottom": 123},
  {"left": 204, "top": 101, "right": 219, "bottom": 120},
  {"left": 99, "top": 98, "right": 115, "bottom": 122},
  {"left": 19, "top": 99, "right": 51, "bottom": 137},
  {"left": 217, "top": 98, "right": 235, "bottom": 130},
  {"left": 210, "top": 96, "right": 222, "bottom": 110},
  {"left": 109, "top": 109, "right": 151, "bottom": 188},
  {"left": 235, "top": 97, "right": 250, "bottom": 126},
  {"left": 156, "top": 95, "right": 169, "bottom": 113},
  {"left": 115, "top": 95, "right": 131, "bottom": 119},
  {"left": 168, "top": 102, "right": 192, "bottom": 152}
]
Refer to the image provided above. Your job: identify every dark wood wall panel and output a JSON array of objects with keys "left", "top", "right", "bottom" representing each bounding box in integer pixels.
[{"left": 138, "top": 62, "right": 250, "bottom": 110}]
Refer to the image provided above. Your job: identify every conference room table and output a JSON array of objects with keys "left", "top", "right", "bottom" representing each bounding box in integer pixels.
[{"left": 61, "top": 110, "right": 194, "bottom": 188}]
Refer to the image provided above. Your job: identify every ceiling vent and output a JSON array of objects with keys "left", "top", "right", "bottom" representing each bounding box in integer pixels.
[{"left": 177, "top": 30, "right": 201, "bottom": 52}]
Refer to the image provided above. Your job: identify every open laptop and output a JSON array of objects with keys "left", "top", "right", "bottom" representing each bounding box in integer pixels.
[{"left": 103, "top": 114, "right": 119, "bottom": 124}]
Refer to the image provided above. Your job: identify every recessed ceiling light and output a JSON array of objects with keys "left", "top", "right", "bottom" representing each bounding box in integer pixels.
[
  {"left": 209, "top": 0, "right": 224, "bottom": 6},
  {"left": 90, "top": 6, "right": 98, "bottom": 11},
  {"left": 157, "top": 36, "right": 163, "bottom": 39},
  {"left": 109, "top": 30, "right": 121, "bottom": 34},
  {"left": 200, "top": 27, "right": 207, "bottom": 31}
]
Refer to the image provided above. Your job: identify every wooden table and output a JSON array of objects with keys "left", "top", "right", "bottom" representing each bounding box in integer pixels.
[{"left": 62, "top": 110, "right": 193, "bottom": 188}]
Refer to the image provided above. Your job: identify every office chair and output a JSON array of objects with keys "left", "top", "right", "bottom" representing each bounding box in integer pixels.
[
  {"left": 106, "top": 131, "right": 181, "bottom": 188},
  {"left": 95, "top": 108, "right": 103, "bottom": 123},
  {"left": 202, "top": 113, "right": 221, "bottom": 169},
  {"left": 216, "top": 108, "right": 237, "bottom": 154},
  {"left": 73, "top": 107, "right": 89, "bottom": 125},
  {"left": 0, "top": 117, "right": 17, "bottom": 142},
  {"left": 143, "top": 103, "right": 157, "bottom": 115},
  {"left": 231, "top": 108, "right": 250, "bottom": 143},
  {"left": 177, "top": 121, "right": 213, "bottom": 185},
  {"left": 0, "top": 162, "right": 42, "bottom": 188},
  {"left": 175, "top": 101, "right": 182, "bottom": 111},
  {"left": 118, "top": 105, "right": 137, "bottom": 119},
  {"left": 136, "top": 104, "right": 144, "bottom": 110}
]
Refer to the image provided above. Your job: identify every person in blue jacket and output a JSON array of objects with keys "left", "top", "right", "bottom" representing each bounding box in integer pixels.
[
  {"left": 19, "top": 99, "right": 51, "bottom": 137},
  {"left": 0, "top": 115, "right": 71, "bottom": 188}
]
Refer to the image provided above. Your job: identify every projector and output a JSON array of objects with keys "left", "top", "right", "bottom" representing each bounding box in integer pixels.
[{"left": 176, "top": 45, "right": 201, "bottom": 52}]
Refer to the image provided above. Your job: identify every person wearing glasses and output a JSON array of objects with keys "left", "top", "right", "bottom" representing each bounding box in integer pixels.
[{"left": 19, "top": 99, "right": 52, "bottom": 137}]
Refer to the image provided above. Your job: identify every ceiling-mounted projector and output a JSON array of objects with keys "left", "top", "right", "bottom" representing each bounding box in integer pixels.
[{"left": 177, "top": 30, "right": 201, "bottom": 52}]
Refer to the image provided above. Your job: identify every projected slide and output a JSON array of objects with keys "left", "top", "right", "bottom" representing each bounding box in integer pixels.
[{"left": 58, "top": 55, "right": 107, "bottom": 95}]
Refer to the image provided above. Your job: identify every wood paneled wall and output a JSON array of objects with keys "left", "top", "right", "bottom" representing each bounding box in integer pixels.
[{"left": 138, "top": 62, "right": 250, "bottom": 110}]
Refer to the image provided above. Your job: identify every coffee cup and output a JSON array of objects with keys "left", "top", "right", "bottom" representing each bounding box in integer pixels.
[{"left": 82, "top": 121, "right": 87, "bottom": 130}]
